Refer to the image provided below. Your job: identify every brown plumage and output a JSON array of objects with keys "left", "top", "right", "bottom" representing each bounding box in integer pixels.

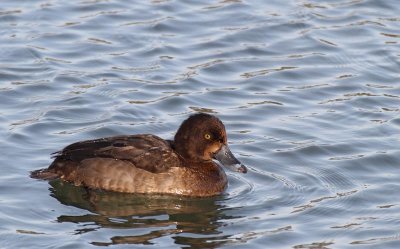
[{"left": 31, "top": 113, "right": 247, "bottom": 197}]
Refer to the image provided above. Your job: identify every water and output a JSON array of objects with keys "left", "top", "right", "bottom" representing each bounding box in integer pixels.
[{"left": 1, "top": 0, "right": 400, "bottom": 248}]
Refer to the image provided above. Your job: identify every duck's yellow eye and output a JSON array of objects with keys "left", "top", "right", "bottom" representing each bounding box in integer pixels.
[{"left": 204, "top": 133, "right": 211, "bottom": 140}]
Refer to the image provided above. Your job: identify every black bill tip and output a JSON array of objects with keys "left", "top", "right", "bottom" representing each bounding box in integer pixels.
[{"left": 237, "top": 164, "right": 247, "bottom": 174}]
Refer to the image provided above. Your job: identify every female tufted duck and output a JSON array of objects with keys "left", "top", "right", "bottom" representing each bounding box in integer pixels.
[{"left": 31, "top": 113, "right": 247, "bottom": 197}]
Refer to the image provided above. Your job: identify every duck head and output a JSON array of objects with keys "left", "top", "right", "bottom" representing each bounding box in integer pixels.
[{"left": 174, "top": 113, "right": 247, "bottom": 173}]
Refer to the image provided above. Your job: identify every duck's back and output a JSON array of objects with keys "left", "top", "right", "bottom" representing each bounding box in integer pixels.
[
  {"left": 32, "top": 135, "right": 182, "bottom": 190},
  {"left": 52, "top": 134, "right": 181, "bottom": 172}
]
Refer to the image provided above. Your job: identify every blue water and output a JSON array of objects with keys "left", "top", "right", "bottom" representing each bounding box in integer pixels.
[{"left": 1, "top": 0, "right": 400, "bottom": 248}]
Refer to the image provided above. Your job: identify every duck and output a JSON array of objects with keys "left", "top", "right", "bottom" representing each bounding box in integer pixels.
[{"left": 31, "top": 113, "right": 247, "bottom": 197}]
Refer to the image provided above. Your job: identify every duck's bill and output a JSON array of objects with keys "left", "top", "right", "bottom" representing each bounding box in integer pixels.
[{"left": 214, "top": 144, "right": 247, "bottom": 174}]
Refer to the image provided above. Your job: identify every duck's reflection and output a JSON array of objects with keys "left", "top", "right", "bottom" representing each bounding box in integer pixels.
[{"left": 49, "top": 180, "right": 237, "bottom": 247}]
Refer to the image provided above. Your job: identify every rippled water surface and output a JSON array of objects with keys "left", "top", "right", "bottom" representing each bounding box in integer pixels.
[{"left": 1, "top": 0, "right": 400, "bottom": 248}]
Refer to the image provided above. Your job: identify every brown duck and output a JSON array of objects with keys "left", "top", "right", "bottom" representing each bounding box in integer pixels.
[{"left": 31, "top": 113, "right": 247, "bottom": 197}]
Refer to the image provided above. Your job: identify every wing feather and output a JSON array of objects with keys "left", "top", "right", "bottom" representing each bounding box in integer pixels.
[{"left": 51, "top": 134, "right": 181, "bottom": 173}]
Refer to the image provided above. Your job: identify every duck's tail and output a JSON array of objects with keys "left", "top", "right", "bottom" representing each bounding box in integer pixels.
[{"left": 30, "top": 168, "right": 59, "bottom": 180}]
